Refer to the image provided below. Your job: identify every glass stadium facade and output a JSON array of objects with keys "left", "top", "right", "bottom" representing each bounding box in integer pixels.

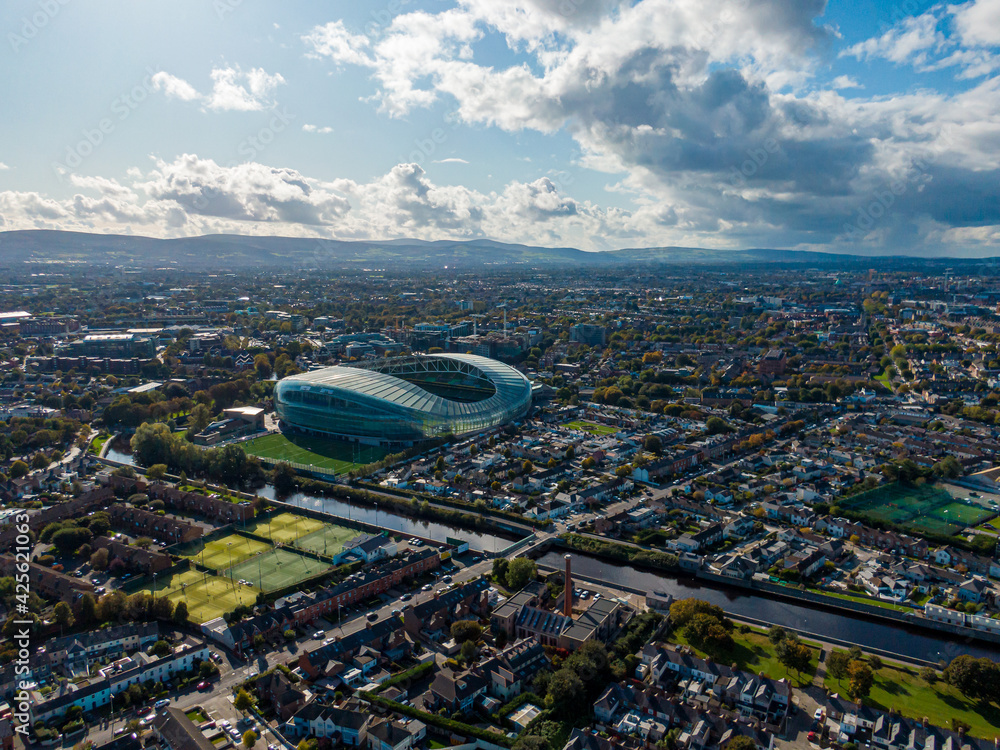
[{"left": 274, "top": 353, "right": 532, "bottom": 445}]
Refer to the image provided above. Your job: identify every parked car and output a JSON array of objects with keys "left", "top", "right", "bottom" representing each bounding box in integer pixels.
[
  {"left": 366, "top": 612, "right": 378, "bottom": 622},
  {"left": 421, "top": 584, "right": 432, "bottom": 591},
  {"left": 197, "top": 681, "right": 210, "bottom": 691},
  {"left": 154, "top": 699, "right": 170, "bottom": 710},
  {"left": 312, "top": 630, "right": 325, "bottom": 640},
  {"left": 401, "top": 593, "right": 412, "bottom": 601}
]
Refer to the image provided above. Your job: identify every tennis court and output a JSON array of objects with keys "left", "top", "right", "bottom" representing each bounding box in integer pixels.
[
  {"left": 247, "top": 512, "right": 326, "bottom": 544},
  {"left": 293, "top": 524, "right": 358, "bottom": 557},
  {"left": 176, "top": 533, "right": 272, "bottom": 570},
  {"left": 841, "top": 482, "right": 996, "bottom": 537},
  {"left": 223, "top": 547, "right": 332, "bottom": 592},
  {"left": 133, "top": 567, "right": 258, "bottom": 623}
]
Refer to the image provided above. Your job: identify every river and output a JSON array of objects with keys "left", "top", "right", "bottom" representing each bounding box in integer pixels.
[
  {"left": 538, "top": 551, "right": 999, "bottom": 662},
  {"left": 104, "top": 440, "right": 1000, "bottom": 659}
]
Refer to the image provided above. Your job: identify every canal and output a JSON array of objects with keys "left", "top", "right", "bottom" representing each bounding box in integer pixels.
[{"left": 539, "top": 550, "right": 999, "bottom": 662}]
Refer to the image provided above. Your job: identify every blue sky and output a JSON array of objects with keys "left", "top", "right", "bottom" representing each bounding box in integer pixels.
[{"left": 1, "top": 0, "right": 999, "bottom": 254}]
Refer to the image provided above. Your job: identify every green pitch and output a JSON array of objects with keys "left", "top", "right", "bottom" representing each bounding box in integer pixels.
[
  {"left": 841, "top": 482, "right": 995, "bottom": 537},
  {"left": 293, "top": 524, "right": 358, "bottom": 557},
  {"left": 224, "top": 547, "right": 332, "bottom": 592},
  {"left": 241, "top": 432, "right": 388, "bottom": 474},
  {"left": 247, "top": 512, "right": 327, "bottom": 544},
  {"left": 176, "top": 534, "right": 272, "bottom": 570},
  {"left": 135, "top": 567, "right": 258, "bottom": 624},
  {"left": 563, "top": 420, "right": 619, "bottom": 436}
]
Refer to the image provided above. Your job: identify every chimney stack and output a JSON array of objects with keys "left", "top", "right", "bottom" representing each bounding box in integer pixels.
[{"left": 564, "top": 554, "right": 573, "bottom": 617}]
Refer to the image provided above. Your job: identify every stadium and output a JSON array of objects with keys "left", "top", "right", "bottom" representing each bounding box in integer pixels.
[{"left": 274, "top": 353, "right": 532, "bottom": 445}]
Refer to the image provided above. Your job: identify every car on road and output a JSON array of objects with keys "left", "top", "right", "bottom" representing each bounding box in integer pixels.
[
  {"left": 813, "top": 708, "right": 824, "bottom": 721},
  {"left": 442, "top": 575, "right": 452, "bottom": 583},
  {"left": 401, "top": 593, "right": 412, "bottom": 601},
  {"left": 421, "top": 584, "right": 432, "bottom": 591},
  {"left": 366, "top": 612, "right": 379, "bottom": 622},
  {"left": 197, "top": 681, "right": 210, "bottom": 691},
  {"left": 154, "top": 699, "right": 171, "bottom": 710},
  {"left": 211, "top": 652, "right": 223, "bottom": 663},
  {"left": 312, "top": 630, "right": 325, "bottom": 640}
]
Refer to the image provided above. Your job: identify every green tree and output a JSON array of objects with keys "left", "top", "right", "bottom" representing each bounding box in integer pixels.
[
  {"left": 173, "top": 600, "right": 189, "bottom": 624},
  {"left": 492, "top": 558, "right": 509, "bottom": 587},
  {"left": 90, "top": 547, "right": 109, "bottom": 571},
  {"left": 234, "top": 689, "right": 254, "bottom": 712},
  {"left": 545, "top": 667, "right": 584, "bottom": 717},
  {"left": 506, "top": 558, "right": 537, "bottom": 590},
  {"left": 53, "top": 601, "right": 74, "bottom": 630},
  {"left": 826, "top": 650, "right": 851, "bottom": 682},
  {"left": 451, "top": 620, "right": 482, "bottom": 644},
  {"left": 848, "top": 661, "right": 874, "bottom": 702},
  {"left": 726, "top": 737, "right": 757, "bottom": 750},
  {"left": 242, "top": 730, "right": 257, "bottom": 749},
  {"left": 146, "top": 464, "right": 168, "bottom": 481}
]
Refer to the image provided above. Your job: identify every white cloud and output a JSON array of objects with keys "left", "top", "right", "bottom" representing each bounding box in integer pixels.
[
  {"left": 151, "top": 71, "right": 202, "bottom": 102},
  {"left": 303, "top": 124, "right": 334, "bottom": 134},
  {"left": 0, "top": 162, "right": 9, "bottom": 171},
  {"left": 434, "top": 157, "right": 469, "bottom": 164},
  {"left": 152, "top": 66, "right": 285, "bottom": 112},
  {"left": 303, "top": 21, "right": 373, "bottom": 67},
  {"left": 831, "top": 75, "right": 863, "bottom": 90}
]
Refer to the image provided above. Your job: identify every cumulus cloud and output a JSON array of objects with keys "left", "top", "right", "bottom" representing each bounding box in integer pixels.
[
  {"left": 843, "top": 0, "right": 1000, "bottom": 78},
  {"left": 152, "top": 66, "right": 286, "bottom": 112},
  {"left": 0, "top": 162, "right": 9, "bottom": 171},
  {"left": 294, "top": 0, "right": 1000, "bottom": 253},
  {"left": 303, "top": 124, "right": 334, "bottom": 134}
]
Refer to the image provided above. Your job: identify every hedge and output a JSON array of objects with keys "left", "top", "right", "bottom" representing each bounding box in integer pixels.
[
  {"left": 376, "top": 661, "right": 434, "bottom": 693},
  {"left": 361, "top": 692, "right": 513, "bottom": 748}
]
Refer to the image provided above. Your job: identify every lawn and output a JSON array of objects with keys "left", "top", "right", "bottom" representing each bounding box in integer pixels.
[
  {"left": 90, "top": 434, "right": 110, "bottom": 455},
  {"left": 671, "top": 627, "right": 819, "bottom": 688},
  {"left": 242, "top": 432, "right": 388, "bottom": 474},
  {"left": 131, "top": 567, "right": 258, "bottom": 623},
  {"left": 839, "top": 481, "right": 996, "bottom": 537},
  {"left": 186, "top": 709, "right": 208, "bottom": 723},
  {"left": 824, "top": 654, "right": 1000, "bottom": 739},
  {"left": 224, "top": 547, "right": 332, "bottom": 592},
  {"left": 813, "top": 588, "right": 913, "bottom": 613},
  {"left": 563, "top": 420, "right": 619, "bottom": 436},
  {"left": 177, "top": 533, "right": 272, "bottom": 571},
  {"left": 247, "top": 511, "right": 327, "bottom": 544}
]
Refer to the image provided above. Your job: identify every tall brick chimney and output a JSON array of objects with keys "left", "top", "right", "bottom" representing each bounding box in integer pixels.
[{"left": 564, "top": 554, "right": 573, "bottom": 617}]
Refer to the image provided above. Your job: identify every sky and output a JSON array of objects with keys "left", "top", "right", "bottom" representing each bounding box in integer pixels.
[{"left": 1, "top": 0, "right": 999, "bottom": 255}]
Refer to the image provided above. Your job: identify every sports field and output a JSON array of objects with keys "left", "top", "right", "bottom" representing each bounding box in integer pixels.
[
  {"left": 224, "top": 547, "right": 331, "bottom": 592},
  {"left": 242, "top": 432, "right": 388, "bottom": 474},
  {"left": 294, "top": 524, "right": 358, "bottom": 557},
  {"left": 563, "top": 420, "right": 618, "bottom": 436},
  {"left": 176, "top": 533, "right": 272, "bottom": 570},
  {"left": 840, "top": 482, "right": 996, "bottom": 537},
  {"left": 247, "top": 512, "right": 326, "bottom": 544},
  {"left": 136, "top": 567, "right": 258, "bottom": 623}
]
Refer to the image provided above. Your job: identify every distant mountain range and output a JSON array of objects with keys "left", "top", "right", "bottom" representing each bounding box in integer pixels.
[{"left": 0, "top": 229, "right": 992, "bottom": 271}]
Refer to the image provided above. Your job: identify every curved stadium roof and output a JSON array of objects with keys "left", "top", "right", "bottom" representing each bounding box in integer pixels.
[{"left": 274, "top": 353, "right": 532, "bottom": 444}]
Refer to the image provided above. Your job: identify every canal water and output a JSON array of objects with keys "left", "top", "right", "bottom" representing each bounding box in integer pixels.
[
  {"left": 538, "top": 550, "right": 999, "bottom": 662},
  {"left": 104, "top": 440, "right": 1000, "bottom": 660}
]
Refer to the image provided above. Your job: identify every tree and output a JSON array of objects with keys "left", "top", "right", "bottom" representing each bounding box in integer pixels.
[
  {"left": 151, "top": 640, "right": 171, "bottom": 656},
  {"left": 492, "top": 558, "right": 510, "bottom": 587},
  {"left": 706, "top": 416, "right": 732, "bottom": 435},
  {"left": 146, "top": 464, "right": 168, "bottom": 481},
  {"left": 90, "top": 547, "right": 109, "bottom": 571},
  {"left": 273, "top": 462, "right": 297, "bottom": 496},
  {"left": 77, "top": 593, "right": 97, "bottom": 625},
  {"left": 254, "top": 354, "right": 272, "bottom": 379},
  {"left": 546, "top": 667, "right": 584, "bottom": 717},
  {"left": 684, "top": 612, "right": 734, "bottom": 655},
  {"left": 726, "top": 737, "right": 757, "bottom": 750},
  {"left": 173, "top": 600, "right": 189, "bottom": 624},
  {"left": 234, "top": 689, "right": 254, "bottom": 712},
  {"left": 848, "top": 661, "right": 874, "bottom": 702},
  {"left": 826, "top": 650, "right": 851, "bottom": 682},
  {"left": 460, "top": 639, "right": 478, "bottom": 664},
  {"left": 53, "top": 601, "right": 74, "bottom": 630},
  {"left": 777, "top": 638, "right": 812, "bottom": 677},
  {"left": 242, "top": 730, "right": 257, "bottom": 749},
  {"left": 8, "top": 460, "right": 28, "bottom": 479},
  {"left": 451, "top": 620, "right": 483, "bottom": 644},
  {"left": 644, "top": 434, "right": 663, "bottom": 455},
  {"left": 581, "top": 456, "right": 596, "bottom": 470},
  {"left": 669, "top": 598, "right": 729, "bottom": 628},
  {"left": 506, "top": 558, "right": 537, "bottom": 590},
  {"left": 868, "top": 655, "right": 883, "bottom": 671},
  {"left": 767, "top": 625, "right": 786, "bottom": 644}
]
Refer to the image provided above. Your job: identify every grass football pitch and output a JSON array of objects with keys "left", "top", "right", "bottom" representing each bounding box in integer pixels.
[
  {"left": 242, "top": 432, "right": 388, "bottom": 473},
  {"left": 224, "top": 547, "right": 332, "bottom": 592},
  {"left": 562, "top": 420, "right": 618, "bottom": 436},
  {"left": 176, "top": 534, "right": 272, "bottom": 570},
  {"left": 136, "top": 567, "right": 258, "bottom": 623},
  {"left": 247, "top": 512, "right": 327, "bottom": 544}
]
